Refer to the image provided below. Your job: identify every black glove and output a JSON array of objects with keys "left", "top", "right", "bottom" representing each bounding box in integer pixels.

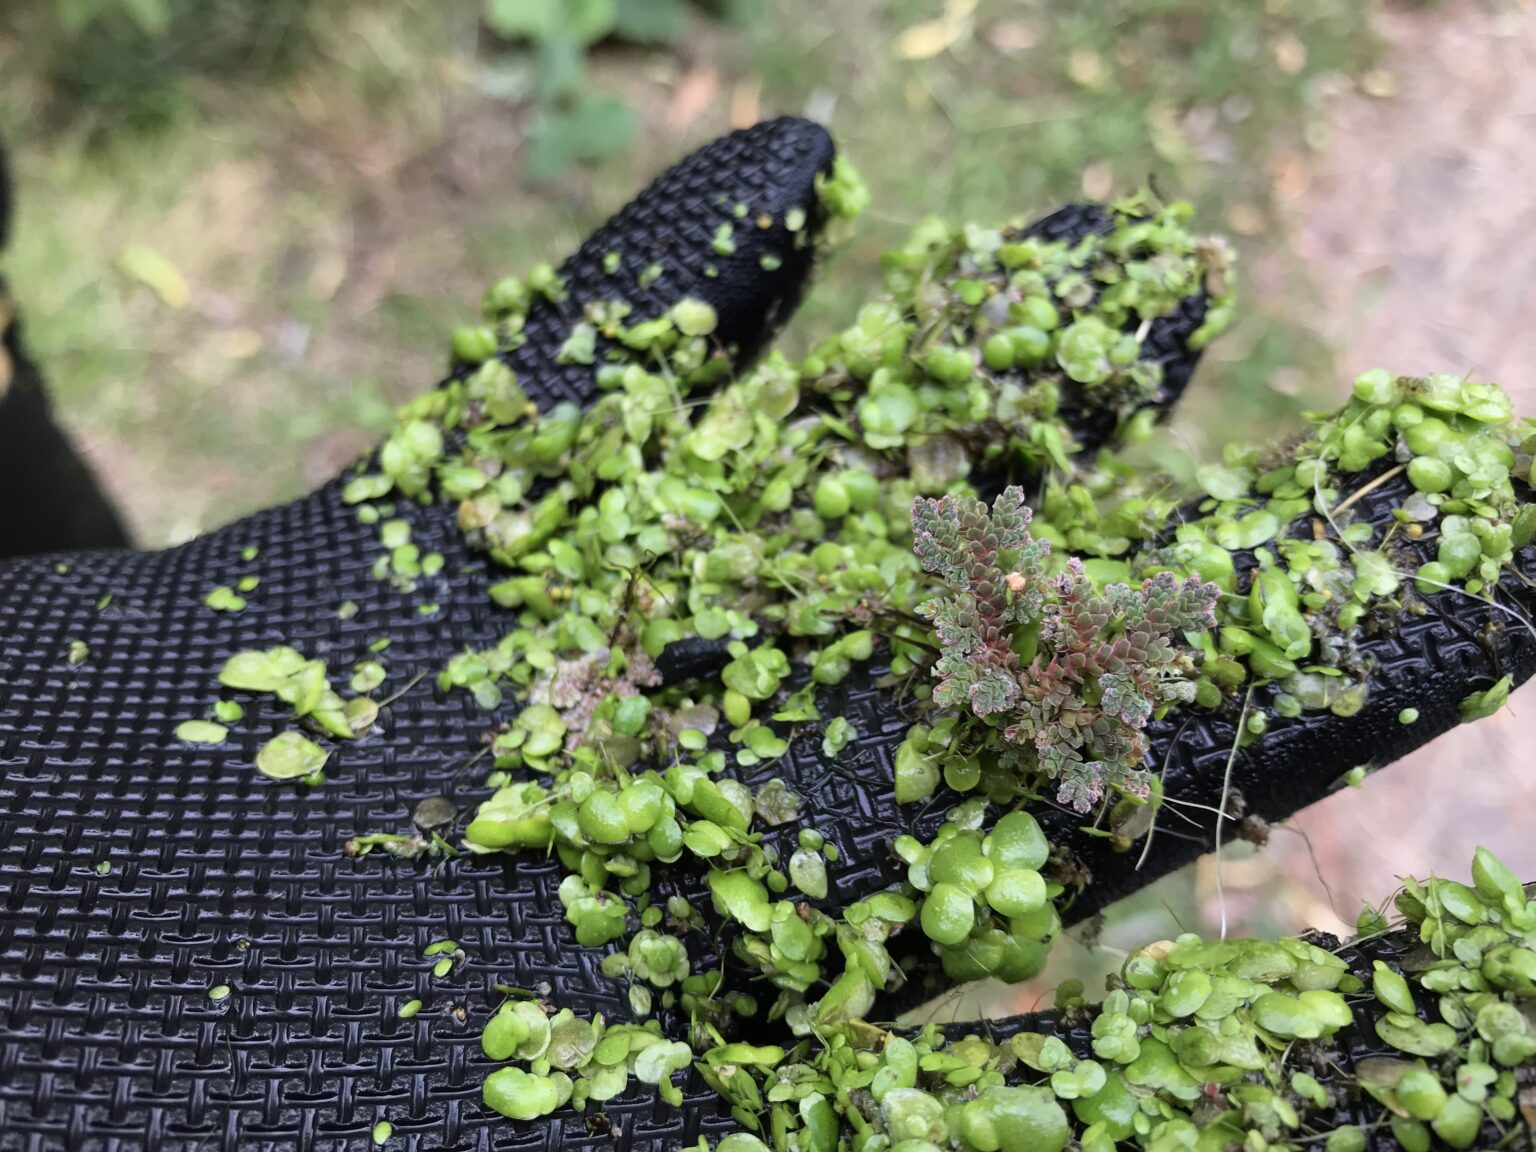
[{"left": 1, "top": 119, "right": 1531, "bottom": 1152}]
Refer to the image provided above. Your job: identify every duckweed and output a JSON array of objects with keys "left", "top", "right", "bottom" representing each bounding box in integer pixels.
[
  {"left": 175, "top": 719, "right": 228, "bottom": 746},
  {"left": 217, "top": 145, "right": 1534, "bottom": 1147},
  {"left": 204, "top": 585, "right": 247, "bottom": 613},
  {"left": 674, "top": 849, "right": 1527, "bottom": 1150},
  {"left": 255, "top": 732, "right": 328, "bottom": 782},
  {"left": 1460, "top": 674, "right": 1513, "bottom": 722}
]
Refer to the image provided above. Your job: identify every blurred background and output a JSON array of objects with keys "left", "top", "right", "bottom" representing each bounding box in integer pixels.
[{"left": 2, "top": 0, "right": 1532, "bottom": 1013}]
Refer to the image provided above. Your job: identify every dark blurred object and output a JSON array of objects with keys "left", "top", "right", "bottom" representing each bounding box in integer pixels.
[
  {"left": 0, "top": 142, "right": 129, "bottom": 556},
  {"left": 2, "top": 0, "right": 315, "bottom": 131},
  {"left": 0, "top": 142, "right": 9, "bottom": 252}
]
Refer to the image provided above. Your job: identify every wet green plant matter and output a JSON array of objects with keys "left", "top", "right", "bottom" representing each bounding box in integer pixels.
[
  {"left": 479, "top": 844, "right": 1536, "bottom": 1151},
  {"left": 196, "top": 153, "right": 1536, "bottom": 1147}
]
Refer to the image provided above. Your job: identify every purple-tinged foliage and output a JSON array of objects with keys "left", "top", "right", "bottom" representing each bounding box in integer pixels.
[
  {"left": 912, "top": 488, "right": 1050, "bottom": 718},
  {"left": 914, "top": 487, "right": 1219, "bottom": 812}
]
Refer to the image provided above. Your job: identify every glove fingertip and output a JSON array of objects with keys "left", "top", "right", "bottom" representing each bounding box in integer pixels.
[
  {"left": 1021, "top": 200, "right": 1211, "bottom": 451},
  {"left": 509, "top": 117, "right": 836, "bottom": 410}
]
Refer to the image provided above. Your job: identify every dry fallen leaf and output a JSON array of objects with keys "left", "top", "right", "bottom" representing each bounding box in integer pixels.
[
  {"left": 1269, "top": 150, "right": 1311, "bottom": 207},
  {"left": 308, "top": 250, "right": 347, "bottom": 303},
  {"left": 1225, "top": 203, "right": 1267, "bottom": 237},
  {"left": 1273, "top": 32, "right": 1307, "bottom": 76},
  {"left": 986, "top": 20, "right": 1038, "bottom": 55},
  {"left": 729, "top": 80, "right": 761, "bottom": 130},
  {"left": 669, "top": 67, "right": 719, "bottom": 131},
  {"left": 905, "top": 81, "right": 933, "bottom": 112},
  {"left": 895, "top": 0, "right": 977, "bottom": 61},
  {"left": 118, "top": 245, "right": 190, "bottom": 310},
  {"left": 217, "top": 329, "right": 264, "bottom": 361},
  {"left": 896, "top": 18, "right": 960, "bottom": 61},
  {"left": 1360, "top": 68, "right": 1399, "bottom": 99},
  {"left": 1145, "top": 101, "right": 1189, "bottom": 165},
  {"left": 1068, "top": 48, "right": 1108, "bottom": 90},
  {"left": 1081, "top": 161, "right": 1115, "bottom": 201}
]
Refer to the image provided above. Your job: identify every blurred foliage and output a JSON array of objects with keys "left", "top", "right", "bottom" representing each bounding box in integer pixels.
[
  {"left": 483, "top": 0, "right": 759, "bottom": 177},
  {"left": 9, "top": 0, "right": 759, "bottom": 163},
  {"left": 3, "top": 0, "right": 317, "bottom": 130},
  {"left": 734, "top": 0, "right": 1377, "bottom": 461}
]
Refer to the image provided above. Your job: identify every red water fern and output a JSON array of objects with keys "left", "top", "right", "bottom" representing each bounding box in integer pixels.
[{"left": 914, "top": 487, "right": 1219, "bottom": 812}]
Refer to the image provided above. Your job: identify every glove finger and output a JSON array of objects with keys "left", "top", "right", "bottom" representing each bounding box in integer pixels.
[
  {"left": 875, "top": 196, "right": 1222, "bottom": 482},
  {"left": 1014, "top": 202, "right": 1215, "bottom": 459},
  {"left": 855, "top": 458, "right": 1534, "bottom": 1019},
  {"left": 493, "top": 116, "right": 836, "bottom": 414},
  {"left": 647, "top": 196, "right": 1221, "bottom": 686},
  {"left": 657, "top": 391, "right": 1535, "bottom": 1030},
  {"left": 1040, "top": 465, "right": 1536, "bottom": 923}
]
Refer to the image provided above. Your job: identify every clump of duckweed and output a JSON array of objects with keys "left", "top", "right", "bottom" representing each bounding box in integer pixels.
[
  {"left": 481, "top": 846, "right": 1536, "bottom": 1150},
  {"left": 1138, "top": 370, "right": 1532, "bottom": 722},
  {"left": 230, "top": 153, "right": 1536, "bottom": 1140},
  {"left": 332, "top": 179, "right": 1237, "bottom": 1041},
  {"left": 978, "top": 367, "right": 1535, "bottom": 754},
  {"left": 894, "top": 807, "right": 1061, "bottom": 986},
  {"left": 209, "top": 645, "right": 388, "bottom": 782},
  {"left": 348, "top": 189, "right": 1233, "bottom": 749}
]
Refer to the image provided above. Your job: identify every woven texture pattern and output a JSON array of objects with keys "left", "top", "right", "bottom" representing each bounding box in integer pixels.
[{"left": 726, "top": 465, "right": 1536, "bottom": 1021}]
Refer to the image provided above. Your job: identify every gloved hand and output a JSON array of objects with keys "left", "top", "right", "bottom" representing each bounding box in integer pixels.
[{"left": 1, "top": 118, "right": 1531, "bottom": 1152}]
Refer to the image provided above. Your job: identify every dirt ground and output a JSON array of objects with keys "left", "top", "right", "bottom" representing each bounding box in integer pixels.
[{"left": 1217, "top": 1, "right": 1536, "bottom": 938}]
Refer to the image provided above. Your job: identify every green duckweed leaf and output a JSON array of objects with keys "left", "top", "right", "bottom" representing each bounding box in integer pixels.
[
  {"left": 255, "top": 731, "right": 329, "bottom": 780},
  {"left": 175, "top": 720, "right": 228, "bottom": 746}
]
